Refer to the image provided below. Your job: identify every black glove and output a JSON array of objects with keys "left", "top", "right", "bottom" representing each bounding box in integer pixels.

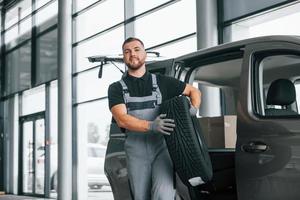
[{"left": 149, "top": 114, "right": 175, "bottom": 135}]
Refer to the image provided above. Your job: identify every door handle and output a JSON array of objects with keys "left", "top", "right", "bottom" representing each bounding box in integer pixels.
[{"left": 241, "top": 141, "right": 268, "bottom": 153}]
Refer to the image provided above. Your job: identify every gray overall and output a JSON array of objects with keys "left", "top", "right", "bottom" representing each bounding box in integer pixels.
[{"left": 120, "top": 74, "right": 175, "bottom": 200}]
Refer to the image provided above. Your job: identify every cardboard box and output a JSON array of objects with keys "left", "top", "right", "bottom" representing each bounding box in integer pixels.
[{"left": 198, "top": 115, "right": 237, "bottom": 148}]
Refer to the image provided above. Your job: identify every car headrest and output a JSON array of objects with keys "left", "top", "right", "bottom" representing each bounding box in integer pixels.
[{"left": 266, "top": 79, "right": 296, "bottom": 106}]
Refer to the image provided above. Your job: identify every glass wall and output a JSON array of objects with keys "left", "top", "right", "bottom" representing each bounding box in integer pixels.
[
  {"left": 223, "top": 2, "right": 300, "bottom": 42},
  {"left": 3, "top": 0, "right": 58, "bottom": 97},
  {"left": 4, "top": 0, "right": 32, "bottom": 50},
  {"left": 1, "top": 0, "right": 197, "bottom": 199},
  {"left": 1, "top": 0, "right": 58, "bottom": 198}
]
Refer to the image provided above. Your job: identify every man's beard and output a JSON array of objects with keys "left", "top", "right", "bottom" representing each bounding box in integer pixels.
[{"left": 126, "top": 59, "right": 144, "bottom": 71}]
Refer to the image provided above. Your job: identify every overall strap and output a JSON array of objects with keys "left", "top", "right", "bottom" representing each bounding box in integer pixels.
[
  {"left": 151, "top": 74, "right": 162, "bottom": 105},
  {"left": 119, "top": 79, "right": 130, "bottom": 104}
]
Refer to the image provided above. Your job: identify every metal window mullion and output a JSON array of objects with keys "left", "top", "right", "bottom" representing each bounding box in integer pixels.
[
  {"left": 44, "top": 82, "right": 50, "bottom": 197},
  {"left": 31, "top": 0, "right": 36, "bottom": 87},
  {"left": 32, "top": 119, "right": 36, "bottom": 194},
  {"left": 18, "top": 94, "right": 23, "bottom": 195},
  {"left": 71, "top": 36, "right": 78, "bottom": 200},
  {"left": 71, "top": 1, "right": 78, "bottom": 199},
  {"left": 17, "top": 115, "right": 23, "bottom": 194},
  {"left": 217, "top": 0, "right": 224, "bottom": 44},
  {"left": 1, "top": 7, "right": 6, "bottom": 97}
]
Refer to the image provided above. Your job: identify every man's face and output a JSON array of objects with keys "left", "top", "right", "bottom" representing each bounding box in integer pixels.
[{"left": 123, "top": 40, "right": 147, "bottom": 71}]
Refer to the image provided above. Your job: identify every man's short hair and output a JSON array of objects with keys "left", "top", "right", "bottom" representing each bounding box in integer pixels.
[{"left": 122, "top": 37, "right": 144, "bottom": 50}]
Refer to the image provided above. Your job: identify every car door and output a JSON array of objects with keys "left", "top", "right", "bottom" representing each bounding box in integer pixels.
[{"left": 236, "top": 39, "right": 300, "bottom": 200}]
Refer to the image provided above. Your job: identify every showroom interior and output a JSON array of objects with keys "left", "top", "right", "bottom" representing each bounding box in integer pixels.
[{"left": 1, "top": 0, "right": 300, "bottom": 199}]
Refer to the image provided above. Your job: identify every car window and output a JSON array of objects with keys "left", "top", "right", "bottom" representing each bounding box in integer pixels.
[
  {"left": 296, "top": 82, "right": 300, "bottom": 108},
  {"left": 190, "top": 58, "right": 243, "bottom": 150},
  {"left": 254, "top": 54, "right": 300, "bottom": 117}
]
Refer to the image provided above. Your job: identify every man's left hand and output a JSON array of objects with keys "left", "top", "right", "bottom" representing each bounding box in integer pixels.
[{"left": 189, "top": 105, "right": 198, "bottom": 116}]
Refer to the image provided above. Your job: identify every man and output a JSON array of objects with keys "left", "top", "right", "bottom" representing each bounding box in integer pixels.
[{"left": 108, "top": 37, "right": 201, "bottom": 200}]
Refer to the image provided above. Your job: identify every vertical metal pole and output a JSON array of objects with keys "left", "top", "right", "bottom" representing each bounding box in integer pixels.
[
  {"left": 8, "top": 94, "right": 19, "bottom": 194},
  {"left": 196, "top": 0, "right": 218, "bottom": 49},
  {"left": 196, "top": 0, "right": 221, "bottom": 116},
  {"left": 0, "top": 4, "right": 4, "bottom": 193},
  {"left": 124, "top": 0, "right": 135, "bottom": 39},
  {"left": 0, "top": 103, "right": 3, "bottom": 192},
  {"left": 57, "top": 0, "right": 72, "bottom": 199}
]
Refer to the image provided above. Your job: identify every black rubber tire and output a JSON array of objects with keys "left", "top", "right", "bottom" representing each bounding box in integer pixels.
[{"left": 160, "top": 96, "right": 213, "bottom": 186}]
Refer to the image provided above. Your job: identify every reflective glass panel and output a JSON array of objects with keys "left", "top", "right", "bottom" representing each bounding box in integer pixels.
[
  {"left": 74, "top": 0, "right": 123, "bottom": 42},
  {"left": 73, "top": 0, "right": 98, "bottom": 13},
  {"left": 49, "top": 81, "right": 58, "bottom": 197},
  {"left": 5, "top": 0, "right": 32, "bottom": 28},
  {"left": 224, "top": 3, "right": 300, "bottom": 42},
  {"left": 5, "top": 17, "right": 32, "bottom": 50},
  {"left": 36, "top": 29, "right": 58, "bottom": 84},
  {"left": 135, "top": 0, "right": 196, "bottom": 48},
  {"left": 77, "top": 99, "right": 112, "bottom": 198},
  {"left": 21, "top": 85, "right": 45, "bottom": 116},
  {"left": 134, "top": 0, "right": 171, "bottom": 15},
  {"left": 22, "top": 121, "right": 33, "bottom": 193},
  {"left": 5, "top": 42, "right": 32, "bottom": 95},
  {"left": 223, "top": 0, "right": 288, "bottom": 22},
  {"left": 35, "top": 119, "right": 45, "bottom": 194},
  {"left": 36, "top": 0, "right": 58, "bottom": 33},
  {"left": 76, "top": 64, "right": 124, "bottom": 103},
  {"left": 36, "top": 0, "right": 52, "bottom": 9},
  {"left": 150, "top": 35, "right": 197, "bottom": 58},
  {"left": 74, "top": 26, "right": 124, "bottom": 72}
]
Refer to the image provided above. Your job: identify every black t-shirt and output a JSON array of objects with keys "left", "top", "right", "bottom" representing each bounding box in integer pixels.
[{"left": 108, "top": 71, "right": 186, "bottom": 110}]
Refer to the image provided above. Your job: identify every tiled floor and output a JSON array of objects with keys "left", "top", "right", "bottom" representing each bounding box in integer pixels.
[
  {"left": 0, "top": 191, "right": 113, "bottom": 200},
  {"left": 0, "top": 187, "right": 113, "bottom": 200},
  {"left": 0, "top": 195, "right": 51, "bottom": 200}
]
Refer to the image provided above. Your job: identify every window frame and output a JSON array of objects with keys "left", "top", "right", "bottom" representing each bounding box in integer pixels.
[{"left": 251, "top": 50, "right": 300, "bottom": 118}]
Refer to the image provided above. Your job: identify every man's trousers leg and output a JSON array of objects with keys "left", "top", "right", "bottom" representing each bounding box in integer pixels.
[
  {"left": 126, "top": 154, "right": 152, "bottom": 200},
  {"left": 151, "top": 148, "right": 175, "bottom": 200}
]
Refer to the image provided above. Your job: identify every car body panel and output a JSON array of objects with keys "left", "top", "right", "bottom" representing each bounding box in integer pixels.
[{"left": 236, "top": 41, "right": 300, "bottom": 200}]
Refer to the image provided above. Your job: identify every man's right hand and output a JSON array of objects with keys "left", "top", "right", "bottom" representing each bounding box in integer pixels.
[{"left": 149, "top": 114, "right": 175, "bottom": 135}]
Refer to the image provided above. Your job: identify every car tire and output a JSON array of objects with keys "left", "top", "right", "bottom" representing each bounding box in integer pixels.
[{"left": 160, "top": 96, "right": 213, "bottom": 186}]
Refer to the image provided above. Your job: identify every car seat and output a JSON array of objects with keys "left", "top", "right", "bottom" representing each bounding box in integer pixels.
[{"left": 265, "top": 79, "right": 298, "bottom": 116}]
